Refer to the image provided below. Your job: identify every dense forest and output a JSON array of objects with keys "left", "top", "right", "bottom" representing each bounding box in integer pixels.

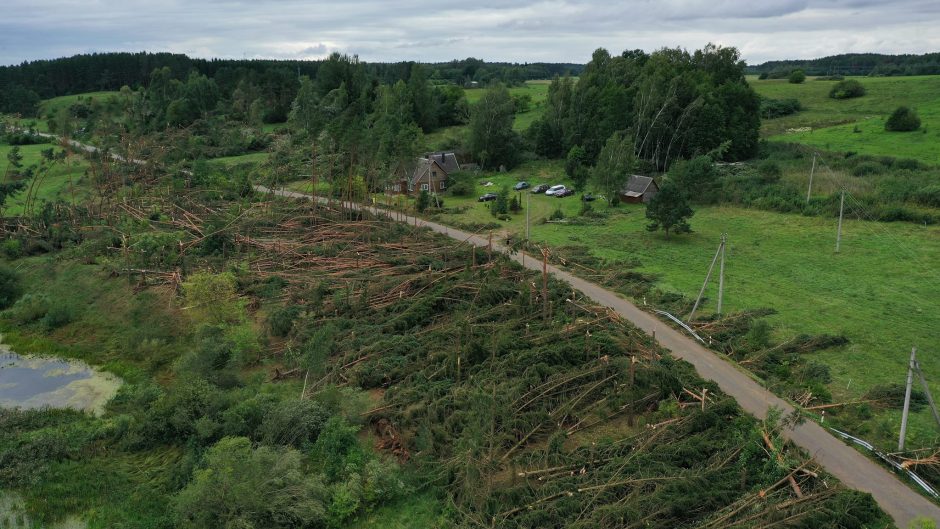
[
  {"left": 0, "top": 51, "right": 582, "bottom": 115},
  {"left": 747, "top": 52, "right": 940, "bottom": 77}
]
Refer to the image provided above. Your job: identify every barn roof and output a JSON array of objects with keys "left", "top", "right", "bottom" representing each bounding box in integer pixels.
[{"left": 621, "top": 175, "right": 657, "bottom": 196}]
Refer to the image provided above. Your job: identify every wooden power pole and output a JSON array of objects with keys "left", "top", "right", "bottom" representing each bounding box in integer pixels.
[
  {"left": 688, "top": 235, "right": 726, "bottom": 321},
  {"left": 835, "top": 190, "right": 845, "bottom": 253},
  {"left": 899, "top": 347, "right": 917, "bottom": 451},
  {"left": 806, "top": 152, "right": 817, "bottom": 203},
  {"left": 717, "top": 233, "right": 727, "bottom": 315}
]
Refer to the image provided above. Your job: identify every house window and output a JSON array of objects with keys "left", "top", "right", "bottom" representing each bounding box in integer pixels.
[
  {"left": 421, "top": 183, "right": 429, "bottom": 191},
  {"left": 440, "top": 181, "right": 446, "bottom": 190},
  {"left": 432, "top": 171, "right": 438, "bottom": 177},
  {"left": 393, "top": 184, "right": 400, "bottom": 192}
]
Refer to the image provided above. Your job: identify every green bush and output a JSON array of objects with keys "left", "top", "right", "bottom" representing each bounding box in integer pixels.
[
  {"left": 9, "top": 293, "right": 48, "bottom": 322},
  {"left": 828, "top": 79, "right": 866, "bottom": 99},
  {"left": 885, "top": 106, "right": 921, "bottom": 131},
  {"left": 915, "top": 185, "right": 940, "bottom": 208},
  {"left": 0, "top": 264, "right": 22, "bottom": 309},
  {"left": 548, "top": 208, "right": 565, "bottom": 221},
  {"left": 41, "top": 304, "right": 76, "bottom": 330},
  {"left": 759, "top": 98, "right": 801, "bottom": 119},
  {"left": 852, "top": 162, "right": 882, "bottom": 177},
  {"left": 788, "top": 70, "right": 806, "bottom": 84},
  {"left": 756, "top": 160, "right": 782, "bottom": 180},
  {"left": 1, "top": 238, "right": 23, "bottom": 259},
  {"left": 267, "top": 304, "right": 301, "bottom": 337}
]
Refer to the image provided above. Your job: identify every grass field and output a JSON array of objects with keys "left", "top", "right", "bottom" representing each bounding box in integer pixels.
[
  {"left": 425, "top": 80, "right": 552, "bottom": 151},
  {"left": 0, "top": 141, "right": 90, "bottom": 216},
  {"left": 339, "top": 162, "right": 940, "bottom": 449},
  {"left": 750, "top": 75, "right": 940, "bottom": 164},
  {"left": 205, "top": 151, "right": 270, "bottom": 169}
]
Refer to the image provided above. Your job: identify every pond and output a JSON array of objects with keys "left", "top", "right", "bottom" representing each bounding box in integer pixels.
[{"left": 0, "top": 347, "right": 121, "bottom": 415}]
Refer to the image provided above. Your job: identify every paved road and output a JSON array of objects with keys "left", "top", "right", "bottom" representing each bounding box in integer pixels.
[{"left": 261, "top": 185, "right": 940, "bottom": 527}]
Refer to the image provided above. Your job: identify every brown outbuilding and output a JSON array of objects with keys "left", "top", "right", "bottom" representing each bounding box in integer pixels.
[{"left": 619, "top": 175, "right": 659, "bottom": 204}]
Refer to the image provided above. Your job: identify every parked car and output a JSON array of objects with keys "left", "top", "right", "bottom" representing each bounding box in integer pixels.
[
  {"left": 545, "top": 185, "right": 567, "bottom": 196},
  {"left": 531, "top": 184, "right": 551, "bottom": 194},
  {"left": 555, "top": 188, "right": 575, "bottom": 198},
  {"left": 478, "top": 192, "right": 498, "bottom": 202},
  {"left": 581, "top": 193, "right": 597, "bottom": 202},
  {"left": 513, "top": 181, "right": 530, "bottom": 190}
]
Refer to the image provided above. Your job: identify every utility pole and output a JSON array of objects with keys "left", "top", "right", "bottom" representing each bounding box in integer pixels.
[
  {"left": 835, "top": 190, "right": 845, "bottom": 253},
  {"left": 688, "top": 236, "right": 725, "bottom": 321},
  {"left": 914, "top": 358, "right": 940, "bottom": 429},
  {"left": 899, "top": 347, "right": 917, "bottom": 451},
  {"left": 806, "top": 152, "right": 817, "bottom": 203},
  {"left": 717, "top": 233, "right": 727, "bottom": 315},
  {"left": 525, "top": 191, "right": 530, "bottom": 241}
]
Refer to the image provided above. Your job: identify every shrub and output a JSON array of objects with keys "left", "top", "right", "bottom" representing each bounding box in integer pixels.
[
  {"left": 41, "top": 304, "right": 76, "bottom": 330},
  {"left": 267, "top": 304, "right": 302, "bottom": 337},
  {"left": 0, "top": 264, "right": 22, "bottom": 309},
  {"left": 548, "top": 208, "right": 565, "bottom": 221},
  {"left": 756, "top": 160, "right": 782, "bottom": 180},
  {"left": 757, "top": 72, "right": 769, "bottom": 80},
  {"left": 894, "top": 158, "right": 921, "bottom": 171},
  {"left": 416, "top": 190, "right": 430, "bottom": 213},
  {"left": 759, "top": 98, "right": 801, "bottom": 119},
  {"left": 788, "top": 69, "right": 806, "bottom": 84},
  {"left": 915, "top": 185, "right": 940, "bottom": 208},
  {"left": 829, "top": 79, "right": 866, "bottom": 99},
  {"left": 852, "top": 162, "right": 882, "bottom": 177},
  {"left": 885, "top": 106, "right": 921, "bottom": 131}
]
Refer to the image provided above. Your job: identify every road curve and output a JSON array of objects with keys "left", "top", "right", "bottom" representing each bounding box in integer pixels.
[{"left": 260, "top": 185, "right": 940, "bottom": 527}]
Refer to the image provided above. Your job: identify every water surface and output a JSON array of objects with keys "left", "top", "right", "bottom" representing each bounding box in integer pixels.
[{"left": 0, "top": 348, "right": 120, "bottom": 415}]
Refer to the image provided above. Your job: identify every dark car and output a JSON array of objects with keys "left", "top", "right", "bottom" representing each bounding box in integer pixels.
[
  {"left": 581, "top": 193, "right": 597, "bottom": 202},
  {"left": 478, "top": 193, "right": 498, "bottom": 202},
  {"left": 555, "top": 188, "right": 575, "bottom": 198},
  {"left": 513, "top": 181, "right": 530, "bottom": 190},
  {"left": 531, "top": 184, "right": 551, "bottom": 194}
]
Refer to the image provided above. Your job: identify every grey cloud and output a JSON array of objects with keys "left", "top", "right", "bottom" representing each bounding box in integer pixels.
[{"left": 0, "top": 0, "right": 938, "bottom": 65}]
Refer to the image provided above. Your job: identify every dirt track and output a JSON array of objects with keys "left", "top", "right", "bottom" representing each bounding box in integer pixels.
[{"left": 261, "top": 185, "right": 940, "bottom": 527}]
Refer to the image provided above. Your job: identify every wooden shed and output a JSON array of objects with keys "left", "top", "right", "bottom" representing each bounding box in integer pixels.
[{"left": 619, "top": 175, "right": 659, "bottom": 204}]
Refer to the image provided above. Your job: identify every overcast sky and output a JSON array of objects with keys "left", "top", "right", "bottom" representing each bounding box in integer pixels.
[{"left": 2, "top": 0, "right": 938, "bottom": 66}]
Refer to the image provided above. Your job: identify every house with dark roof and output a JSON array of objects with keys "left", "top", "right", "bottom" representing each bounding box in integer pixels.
[
  {"left": 618, "top": 175, "right": 659, "bottom": 204},
  {"left": 389, "top": 152, "right": 460, "bottom": 195}
]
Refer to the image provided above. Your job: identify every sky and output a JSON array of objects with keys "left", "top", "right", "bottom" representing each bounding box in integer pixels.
[{"left": 2, "top": 0, "right": 939, "bottom": 66}]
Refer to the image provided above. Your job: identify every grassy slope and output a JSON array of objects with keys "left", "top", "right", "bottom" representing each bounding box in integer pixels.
[
  {"left": 751, "top": 75, "right": 940, "bottom": 163},
  {"left": 0, "top": 142, "right": 90, "bottom": 216},
  {"left": 362, "top": 163, "right": 940, "bottom": 448}
]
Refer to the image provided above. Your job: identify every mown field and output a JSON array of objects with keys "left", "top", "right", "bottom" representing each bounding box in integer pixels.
[
  {"left": 344, "top": 163, "right": 940, "bottom": 450},
  {"left": 751, "top": 75, "right": 940, "bottom": 164}
]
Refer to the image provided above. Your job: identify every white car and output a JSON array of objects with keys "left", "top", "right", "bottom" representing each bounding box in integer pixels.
[{"left": 544, "top": 185, "right": 567, "bottom": 196}]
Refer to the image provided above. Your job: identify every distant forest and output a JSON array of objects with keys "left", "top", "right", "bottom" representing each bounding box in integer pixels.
[
  {"left": 747, "top": 52, "right": 940, "bottom": 77},
  {"left": 0, "top": 51, "right": 583, "bottom": 115}
]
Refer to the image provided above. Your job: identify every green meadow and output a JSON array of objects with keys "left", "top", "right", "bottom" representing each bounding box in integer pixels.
[
  {"left": 0, "top": 141, "right": 90, "bottom": 216},
  {"left": 751, "top": 75, "right": 940, "bottom": 164}
]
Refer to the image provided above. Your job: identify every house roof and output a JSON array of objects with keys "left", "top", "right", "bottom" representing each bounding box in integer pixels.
[
  {"left": 622, "top": 175, "right": 657, "bottom": 195},
  {"left": 409, "top": 159, "right": 446, "bottom": 186},
  {"left": 427, "top": 152, "right": 460, "bottom": 173},
  {"left": 409, "top": 152, "right": 460, "bottom": 186}
]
